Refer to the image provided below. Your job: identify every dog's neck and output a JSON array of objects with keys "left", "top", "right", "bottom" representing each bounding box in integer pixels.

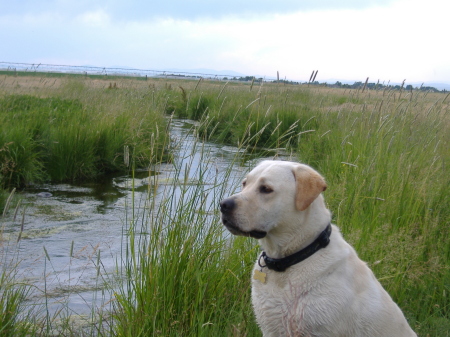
[{"left": 259, "top": 196, "right": 332, "bottom": 259}]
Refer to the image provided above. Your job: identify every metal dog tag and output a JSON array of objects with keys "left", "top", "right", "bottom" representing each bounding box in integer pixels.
[{"left": 253, "top": 269, "right": 267, "bottom": 283}]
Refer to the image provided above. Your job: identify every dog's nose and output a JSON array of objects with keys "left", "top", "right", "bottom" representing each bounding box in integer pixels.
[{"left": 220, "top": 198, "right": 236, "bottom": 214}]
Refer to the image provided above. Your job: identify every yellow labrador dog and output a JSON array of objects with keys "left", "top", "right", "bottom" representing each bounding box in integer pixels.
[{"left": 220, "top": 160, "right": 416, "bottom": 337}]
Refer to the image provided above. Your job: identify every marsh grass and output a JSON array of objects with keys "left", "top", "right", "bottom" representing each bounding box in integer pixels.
[
  {"left": 0, "top": 78, "right": 168, "bottom": 189},
  {"left": 106, "top": 114, "right": 259, "bottom": 336},
  {"left": 1, "top": 191, "right": 39, "bottom": 336},
  {"left": 1, "top": 74, "right": 449, "bottom": 336},
  {"left": 153, "top": 80, "right": 450, "bottom": 335},
  {"left": 113, "top": 141, "right": 261, "bottom": 336},
  {"left": 0, "top": 275, "right": 38, "bottom": 337},
  {"left": 294, "top": 95, "right": 450, "bottom": 334}
]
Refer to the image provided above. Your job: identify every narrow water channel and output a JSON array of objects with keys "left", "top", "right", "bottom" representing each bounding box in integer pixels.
[{"left": 0, "top": 119, "right": 288, "bottom": 320}]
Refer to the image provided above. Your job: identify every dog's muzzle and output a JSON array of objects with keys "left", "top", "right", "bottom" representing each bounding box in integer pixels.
[{"left": 219, "top": 197, "right": 267, "bottom": 239}]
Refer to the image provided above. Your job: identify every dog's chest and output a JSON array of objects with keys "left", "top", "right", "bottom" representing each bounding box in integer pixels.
[
  {"left": 251, "top": 268, "right": 314, "bottom": 335},
  {"left": 251, "top": 264, "right": 339, "bottom": 337}
]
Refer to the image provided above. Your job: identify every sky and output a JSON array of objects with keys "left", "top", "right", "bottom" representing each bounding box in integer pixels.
[{"left": 1, "top": 0, "right": 449, "bottom": 86}]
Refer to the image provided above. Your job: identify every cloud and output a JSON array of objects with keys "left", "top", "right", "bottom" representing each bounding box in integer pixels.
[
  {"left": 1, "top": 0, "right": 449, "bottom": 84},
  {"left": 76, "top": 9, "right": 110, "bottom": 27},
  {"left": 3, "top": 0, "right": 395, "bottom": 21},
  {"left": 105, "top": 0, "right": 397, "bottom": 20}
]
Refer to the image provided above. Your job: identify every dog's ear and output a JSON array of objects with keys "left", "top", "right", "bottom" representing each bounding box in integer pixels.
[{"left": 292, "top": 165, "right": 327, "bottom": 211}]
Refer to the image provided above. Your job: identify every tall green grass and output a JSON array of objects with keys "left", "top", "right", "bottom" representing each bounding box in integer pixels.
[
  {"left": 0, "top": 276, "right": 38, "bottom": 337},
  {"left": 0, "top": 79, "right": 168, "bottom": 190},
  {"left": 295, "top": 95, "right": 450, "bottom": 335},
  {"left": 1, "top": 75, "right": 449, "bottom": 336},
  {"left": 1, "top": 189, "right": 38, "bottom": 336},
  {"left": 113, "top": 133, "right": 261, "bottom": 336},
  {"left": 156, "top": 82, "right": 450, "bottom": 335}
]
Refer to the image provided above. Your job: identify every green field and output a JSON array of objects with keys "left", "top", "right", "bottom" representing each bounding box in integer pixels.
[{"left": 1, "top": 74, "right": 449, "bottom": 336}]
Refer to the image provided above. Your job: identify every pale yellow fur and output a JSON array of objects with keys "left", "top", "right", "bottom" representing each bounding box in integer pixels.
[{"left": 221, "top": 160, "right": 416, "bottom": 337}]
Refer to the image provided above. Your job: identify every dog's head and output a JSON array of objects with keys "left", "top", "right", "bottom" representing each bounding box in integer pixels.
[{"left": 220, "top": 160, "right": 327, "bottom": 239}]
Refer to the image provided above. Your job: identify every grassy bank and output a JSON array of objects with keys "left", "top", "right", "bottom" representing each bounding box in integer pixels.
[
  {"left": 0, "top": 77, "right": 168, "bottom": 191},
  {"left": 1, "top": 74, "right": 449, "bottom": 336},
  {"left": 157, "top": 80, "right": 450, "bottom": 335}
]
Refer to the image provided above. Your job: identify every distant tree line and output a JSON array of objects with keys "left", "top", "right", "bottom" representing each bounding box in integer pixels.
[
  {"left": 331, "top": 81, "right": 442, "bottom": 92},
  {"left": 224, "top": 76, "right": 264, "bottom": 83},
  {"left": 224, "top": 76, "right": 444, "bottom": 92},
  {"left": 163, "top": 73, "right": 445, "bottom": 92}
]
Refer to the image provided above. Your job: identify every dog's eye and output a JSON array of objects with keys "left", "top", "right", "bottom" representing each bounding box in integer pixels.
[
  {"left": 242, "top": 180, "right": 247, "bottom": 187},
  {"left": 259, "top": 185, "right": 273, "bottom": 194}
]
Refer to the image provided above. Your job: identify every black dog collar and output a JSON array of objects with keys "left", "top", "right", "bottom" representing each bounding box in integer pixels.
[{"left": 261, "top": 223, "right": 332, "bottom": 272}]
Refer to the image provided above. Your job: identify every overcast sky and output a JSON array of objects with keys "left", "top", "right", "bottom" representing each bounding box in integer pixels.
[{"left": 1, "top": 0, "right": 449, "bottom": 85}]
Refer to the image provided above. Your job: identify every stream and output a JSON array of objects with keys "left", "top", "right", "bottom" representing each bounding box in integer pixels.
[{"left": 0, "top": 119, "right": 289, "bottom": 321}]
